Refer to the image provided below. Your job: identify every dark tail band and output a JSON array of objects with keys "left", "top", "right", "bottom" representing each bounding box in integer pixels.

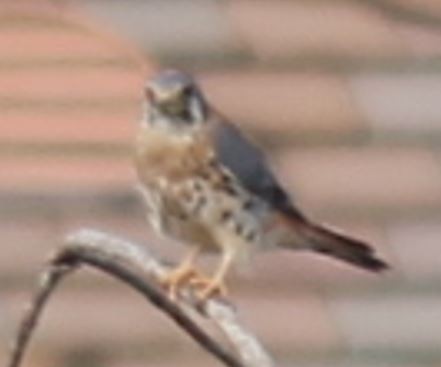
[{"left": 296, "top": 221, "right": 389, "bottom": 272}]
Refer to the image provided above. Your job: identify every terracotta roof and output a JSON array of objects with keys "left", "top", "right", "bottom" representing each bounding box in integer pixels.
[{"left": 2, "top": 1, "right": 441, "bottom": 366}]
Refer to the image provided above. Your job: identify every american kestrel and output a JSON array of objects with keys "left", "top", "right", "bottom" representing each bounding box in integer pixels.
[{"left": 135, "top": 70, "right": 388, "bottom": 301}]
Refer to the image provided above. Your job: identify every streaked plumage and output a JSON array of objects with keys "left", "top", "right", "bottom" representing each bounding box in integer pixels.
[{"left": 135, "top": 70, "right": 388, "bottom": 300}]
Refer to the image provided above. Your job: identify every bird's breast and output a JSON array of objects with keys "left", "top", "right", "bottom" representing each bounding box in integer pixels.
[
  {"left": 135, "top": 126, "right": 212, "bottom": 184},
  {"left": 134, "top": 125, "right": 277, "bottom": 255}
]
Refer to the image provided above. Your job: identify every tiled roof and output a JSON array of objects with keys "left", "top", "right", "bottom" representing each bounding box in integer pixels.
[{"left": 1, "top": 1, "right": 441, "bottom": 367}]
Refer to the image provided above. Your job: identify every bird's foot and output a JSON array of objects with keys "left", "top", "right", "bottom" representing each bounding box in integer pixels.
[
  {"left": 160, "top": 265, "right": 201, "bottom": 301},
  {"left": 190, "top": 276, "right": 228, "bottom": 302}
]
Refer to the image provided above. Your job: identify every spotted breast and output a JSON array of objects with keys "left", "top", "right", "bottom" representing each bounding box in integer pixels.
[{"left": 135, "top": 123, "right": 271, "bottom": 259}]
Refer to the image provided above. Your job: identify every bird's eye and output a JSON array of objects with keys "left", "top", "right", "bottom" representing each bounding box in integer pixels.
[{"left": 181, "top": 86, "right": 193, "bottom": 99}]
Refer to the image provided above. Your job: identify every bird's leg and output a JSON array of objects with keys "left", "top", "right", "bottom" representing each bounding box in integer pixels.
[
  {"left": 190, "top": 249, "right": 235, "bottom": 301},
  {"left": 160, "top": 245, "right": 202, "bottom": 300}
]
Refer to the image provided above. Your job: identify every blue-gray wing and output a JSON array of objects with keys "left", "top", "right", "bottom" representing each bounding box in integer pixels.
[{"left": 212, "top": 120, "right": 304, "bottom": 219}]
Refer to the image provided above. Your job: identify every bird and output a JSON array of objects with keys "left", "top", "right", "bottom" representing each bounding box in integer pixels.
[{"left": 134, "top": 69, "right": 389, "bottom": 301}]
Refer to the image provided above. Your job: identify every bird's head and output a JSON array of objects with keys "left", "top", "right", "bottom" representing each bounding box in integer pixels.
[{"left": 143, "top": 70, "right": 208, "bottom": 132}]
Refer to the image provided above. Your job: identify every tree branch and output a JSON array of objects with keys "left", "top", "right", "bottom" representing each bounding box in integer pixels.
[{"left": 7, "top": 229, "right": 275, "bottom": 367}]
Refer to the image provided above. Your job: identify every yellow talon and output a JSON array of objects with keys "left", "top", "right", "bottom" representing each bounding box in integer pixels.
[
  {"left": 160, "top": 246, "right": 203, "bottom": 300},
  {"left": 160, "top": 266, "right": 200, "bottom": 301},
  {"left": 190, "top": 276, "right": 228, "bottom": 301}
]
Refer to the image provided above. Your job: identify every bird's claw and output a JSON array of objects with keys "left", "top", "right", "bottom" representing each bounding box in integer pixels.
[
  {"left": 189, "top": 276, "right": 228, "bottom": 301},
  {"left": 160, "top": 266, "right": 228, "bottom": 303},
  {"left": 160, "top": 266, "right": 200, "bottom": 301}
]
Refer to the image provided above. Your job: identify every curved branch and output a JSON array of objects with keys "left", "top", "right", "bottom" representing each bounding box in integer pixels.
[
  {"left": 6, "top": 264, "right": 72, "bottom": 367},
  {"left": 7, "top": 229, "right": 274, "bottom": 367}
]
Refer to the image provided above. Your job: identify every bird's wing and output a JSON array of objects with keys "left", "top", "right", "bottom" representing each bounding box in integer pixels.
[
  {"left": 209, "top": 118, "right": 389, "bottom": 272},
  {"left": 210, "top": 118, "right": 304, "bottom": 219}
]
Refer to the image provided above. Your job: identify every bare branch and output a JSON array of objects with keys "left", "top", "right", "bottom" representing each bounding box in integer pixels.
[
  {"left": 7, "top": 229, "right": 275, "bottom": 367},
  {"left": 7, "top": 264, "right": 73, "bottom": 367}
]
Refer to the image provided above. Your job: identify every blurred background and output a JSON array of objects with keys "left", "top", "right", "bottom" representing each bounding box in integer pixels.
[{"left": 1, "top": 1, "right": 441, "bottom": 366}]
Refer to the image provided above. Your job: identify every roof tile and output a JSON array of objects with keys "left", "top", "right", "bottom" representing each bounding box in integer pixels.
[
  {"left": 277, "top": 147, "right": 441, "bottom": 211},
  {"left": 200, "top": 71, "right": 361, "bottom": 135},
  {"left": 330, "top": 293, "right": 441, "bottom": 350},
  {"left": 350, "top": 74, "right": 441, "bottom": 134},
  {"left": 387, "top": 220, "right": 441, "bottom": 280},
  {"left": 1, "top": 110, "right": 136, "bottom": 143},
  {"left": 75, "top": 0, "right": 239, "bottom": 58},
  {"left": 0, "top": 156, "right": 134, "bottom": 191},
  {"left": 229, "top": 1, "right": 405, "bottom": 60}
]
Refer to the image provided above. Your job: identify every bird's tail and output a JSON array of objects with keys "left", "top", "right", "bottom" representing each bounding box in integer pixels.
[{"left": 281, "top": 219, "right": 389, "bottom": 272}]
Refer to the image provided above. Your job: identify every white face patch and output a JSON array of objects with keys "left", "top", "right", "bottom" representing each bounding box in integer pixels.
[{"left": 188, "top": 91, "right": 206, "bottom": 123}]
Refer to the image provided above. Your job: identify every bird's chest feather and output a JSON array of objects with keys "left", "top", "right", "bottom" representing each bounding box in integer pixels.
[
  {"left": 135, "top": 126, "right": 270, "bottom": 253},
  {"left": 135, "top": 127, "right": 206, "bottom": 181}
]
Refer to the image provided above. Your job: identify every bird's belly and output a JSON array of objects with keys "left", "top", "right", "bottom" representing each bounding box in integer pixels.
[
  {"left": 166, "top": 216, "right": 221, "bottom": 252},
  {"left": 138, "top": 180, "right": 272, "bottom": 257},
  {"left": 138, "top": 183, "right": 220, "bottom": 251}
]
